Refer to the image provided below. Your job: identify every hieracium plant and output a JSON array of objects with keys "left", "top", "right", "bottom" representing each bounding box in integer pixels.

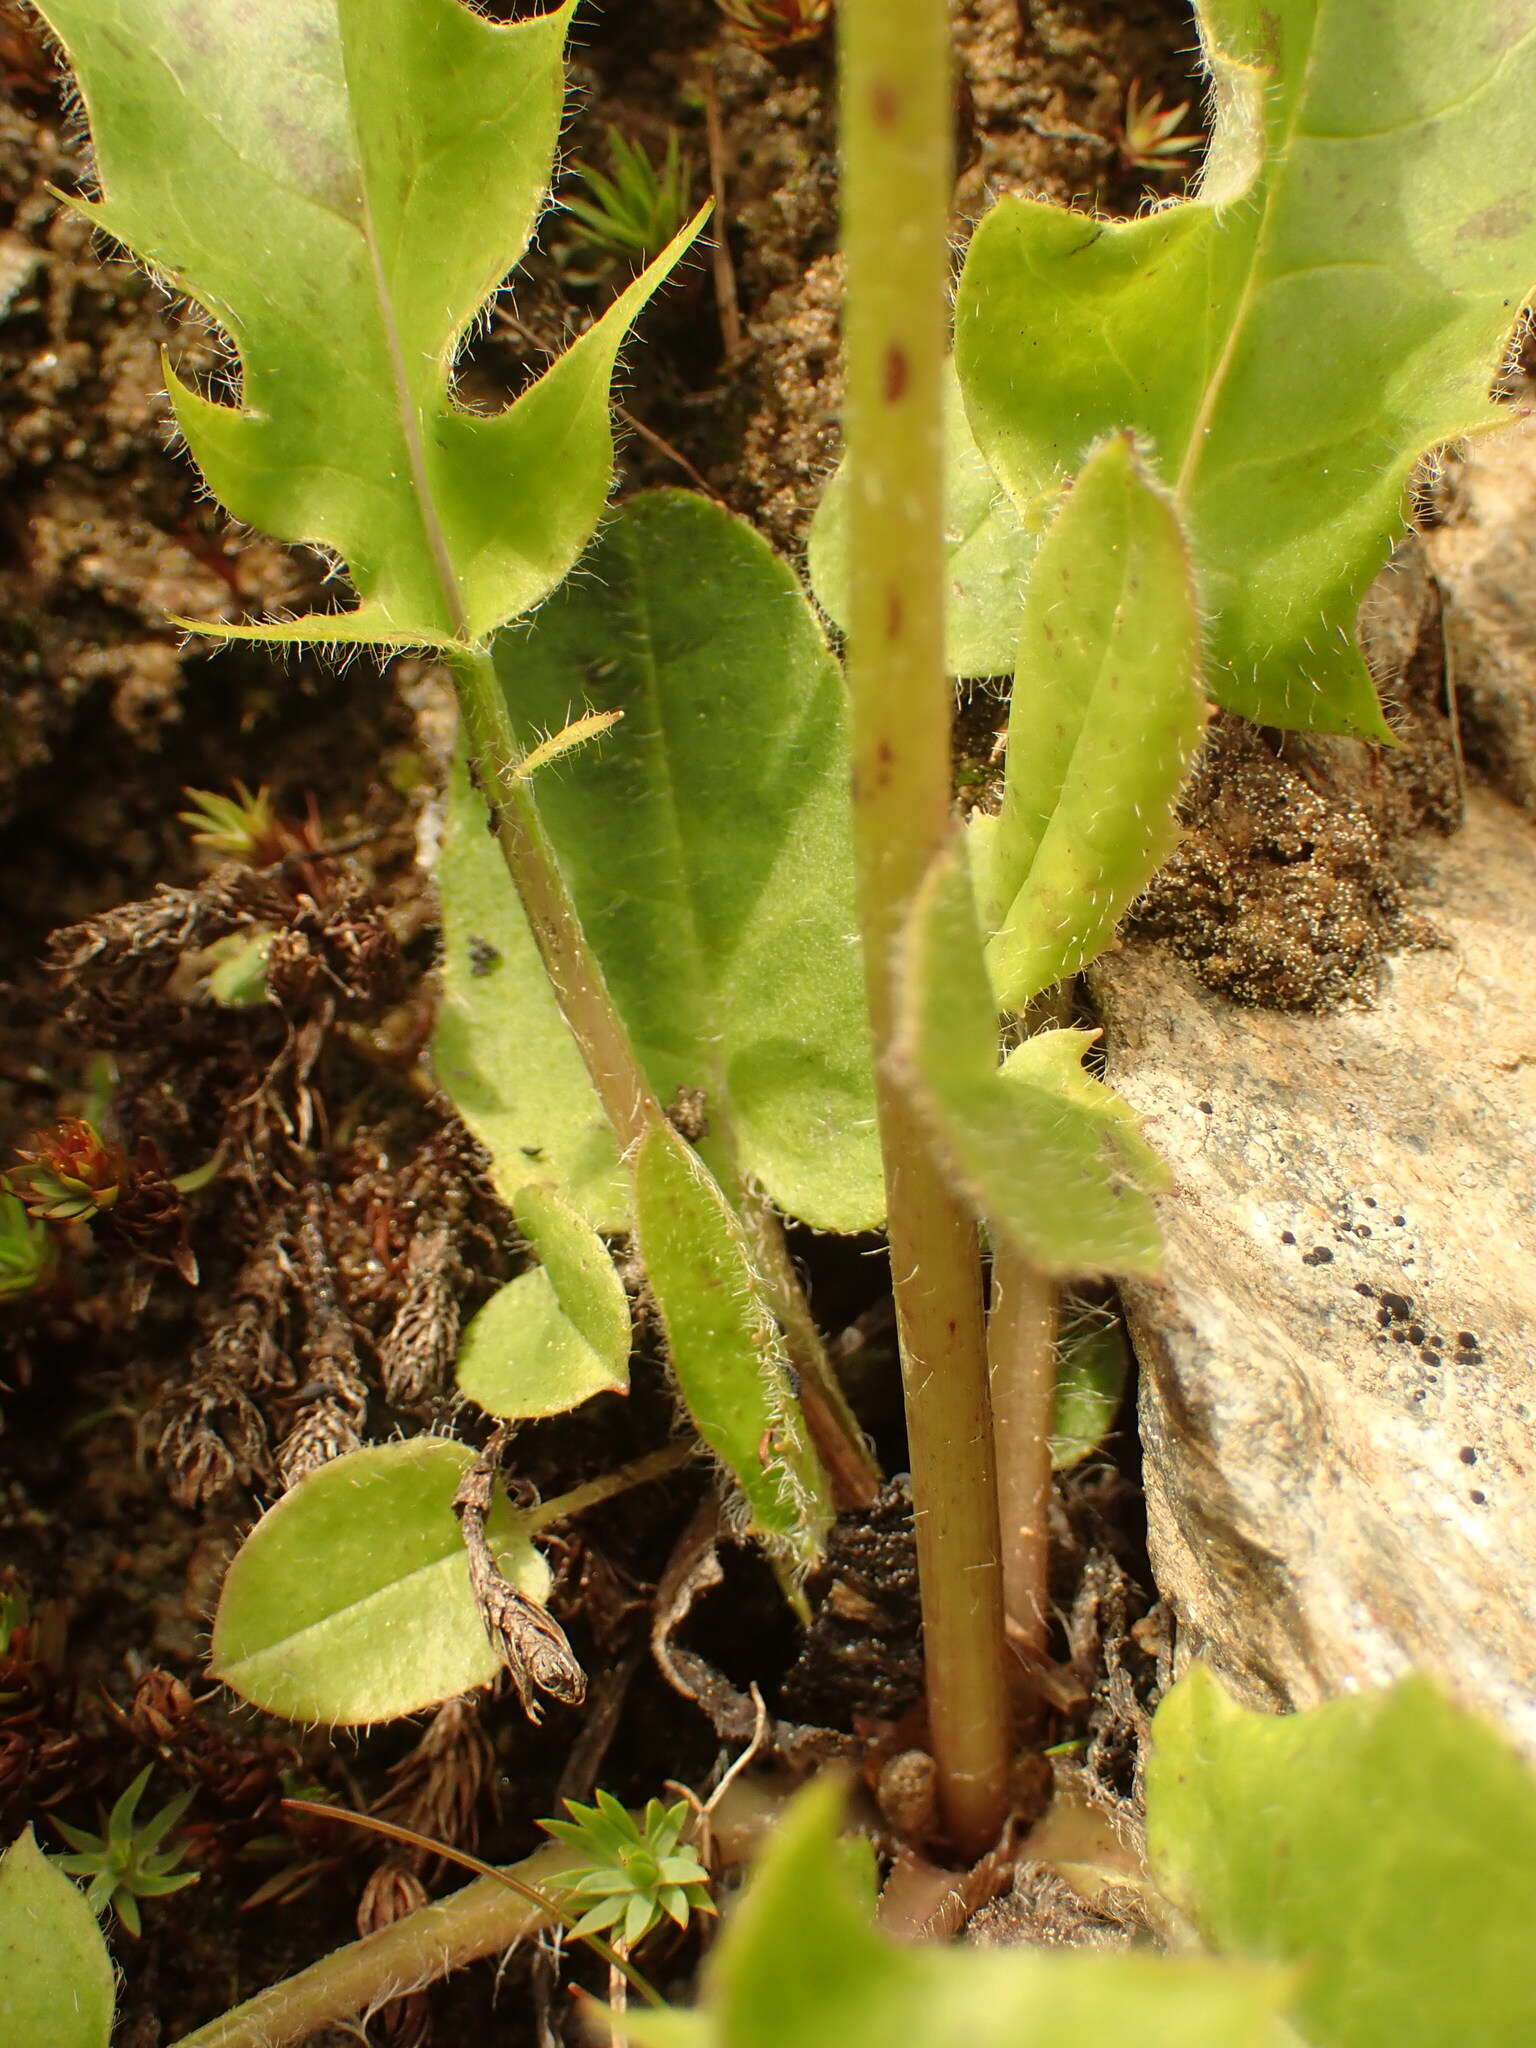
[{"left": 6, "top": 0, "right": 1536, "bottom": 2040}]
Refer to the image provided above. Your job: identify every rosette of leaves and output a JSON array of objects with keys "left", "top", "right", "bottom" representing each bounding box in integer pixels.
[
  {"left": 541, "top": 1791, "right": 714, "bottom": 1949},
  {"left": 50, "top": 1766, "right": 199, "bottom": 1938}
]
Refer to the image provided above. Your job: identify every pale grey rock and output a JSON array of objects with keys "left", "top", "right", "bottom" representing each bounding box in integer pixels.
[
  {"left": 1093, "top": 788, "right": 1536, "bottom": 1753},
  {"left": 1424, "top": 416, "right": 1536, "bottom": 811}
]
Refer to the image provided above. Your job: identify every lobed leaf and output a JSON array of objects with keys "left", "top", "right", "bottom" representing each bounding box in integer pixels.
[
  {"left": 0, "top": 1831, "right": 114, "bottom": 2048},
  {"left": 1147, "top": 1666, "right": 1536, "bottom": 2048},
  {"left": 492, "top": 491, "right": 883, "bottom": 1233},
  {"left": 806, "top": 362, "right": 1033, "bottom": 678},
  {"left": 974, "top": 434, "right": 1207, "bottom": 1011},
  {"left": 432, "top": 750, "right": 630, "bottom": 1231},
  {"left": 632, "top": 1120, "right": 832, "bottom": 1574},
  {"left": 892, "top": 841, "right": 1164, "bottom": 1276},
  {"left": 36, "top": 0, "right": 703, "bottom": 649},
  {"left": 211, "top": 1439, "right": 551, "bottom": 1723},
  {"left": 955, "top": 0, "right": 1536, "bottom": 736},
  {"left": 621, "top": 1777, "right": 1294, "bottom": 2048},
  {"left": 456, "top": 1182, "right": 631, "bottom": 1419}
]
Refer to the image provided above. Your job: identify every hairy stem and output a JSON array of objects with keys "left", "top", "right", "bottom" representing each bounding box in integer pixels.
[
  {"left": 450, "top": 644, "right": 659, "bottom": 1153},
  {"left": 171, "top": 1779, "right": 790, "bottom": 2048},
  {"left": 987, "top": 1242, "right": 1058, "bottom": 1654},
  {"left": 449, "top": 644, "right": 876, "bottom": 1509},
  {"left": 838, "top": 0, "right": 1010, "bottom": 1854},
  {"left": 738, "top": 1182, "right": 882, "bottom": 1511},
  {"left": 171, "top": 1843, "right": 575, "bottom": 2048}
]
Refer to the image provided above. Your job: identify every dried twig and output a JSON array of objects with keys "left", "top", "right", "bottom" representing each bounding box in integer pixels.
[{"left": 453, "top": 1429, "right": 587, "bottom": 1722}]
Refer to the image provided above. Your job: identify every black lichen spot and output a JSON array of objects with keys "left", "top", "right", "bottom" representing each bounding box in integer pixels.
[
  {"left": 1355, "top": 1282, "right": 1374, "bottom": 1297},
  {"left": 1470, "top": 1490, "right": 1488, "bottom": 1506},
  {"left": 1198, "top": 1100, "right": 1214, "bottom": 1114},
  {"left": 1302, "top": 1246, "right": 1333, "bottom": 1266},
  {"left": 1355, "top": 1224, "right": 1372, "bottom": 1238},
  {"left": 1281, "top": 1230, "right": 1296, "bottom": 1245},
  {"left": 1379, "top": 1291, "right": 1413, "bottom": 1322},
  {"left": 1459, "top": 1446, "right": 1478, "bottom": 1465},
  {"left": 1407, "top": 1324, "right": 1425, "bottom": 1345}
]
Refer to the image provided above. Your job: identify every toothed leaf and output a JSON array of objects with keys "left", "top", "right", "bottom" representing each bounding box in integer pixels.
[
  {"left": 35, "top": 0, "right": 703, "bottom": 649},
  {"left": 955, "top": 0, "right": 1536, "bottom": 735}
]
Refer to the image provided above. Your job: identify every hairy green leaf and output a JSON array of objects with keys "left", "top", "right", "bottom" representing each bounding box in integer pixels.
[
  {"left": 975, "top": 435, "right": 1206, "bottom": 1010},
  {"left": 494, "top": 491, "right": 883, "bottom": 1233},
  {"left": 456, "top": 1182, "right": 630, "bottom": 1419},
  {"left": 211, "top": 1440, "right": 551, "bottom": 1723},
  {"left": 955, "top": 0, "right": 1536, "bottom": 735},
  {"left": 633, "top": 1121, "right": 832, "bottom": 1574},
  {"left": 36, "top": 0, "right": 702, "bottom": 649},
  {"left": 433, "top": 751, "right": 629, "bottom": 1231},
  {"left": 893, "top": 843, "right": 1164, "bottom": 1276},
  {"left": 1051, "top": 1301, "right": 1130, "bottom": 1469},
  {"left": 807, "top": 362, "right": 1033, "bottom": 678},
  {"left": 622, "top": 1778, "right": 1294, "bottom": 2048},
  {"left": 0, "top": 1830, "right": 114, "bottom": 2048},
  {"left": 1148, "top": 1667, "right": 1536, "bottom": 2048}
]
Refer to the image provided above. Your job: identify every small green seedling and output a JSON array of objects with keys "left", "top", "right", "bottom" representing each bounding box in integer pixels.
[
  {"left": 51, "top": 1765, "right": 200, "bottom": 1937},
  {"left": 541, "top": 1790, "right": 715, "bottom": 1949},
  {"left": 562, "top": 127, "right": 693, "bottom": 273}
]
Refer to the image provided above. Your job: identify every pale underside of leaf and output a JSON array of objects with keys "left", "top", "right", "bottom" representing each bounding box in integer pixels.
[
  {"left": 632, "top": 1121, "right": 832, "bottom": 1573},
  {"left": 211, "top": 1440, "right": 551, "bottom": 1723},
  {"left": 977, "top": 433, "right": 1207, "bottom": 1010},
  {"left": 955, "top": 0, "right": 1536, "bottom": 736},
  {"left": 893, "top": 841, "right": 1165, "bottom": 1277}
]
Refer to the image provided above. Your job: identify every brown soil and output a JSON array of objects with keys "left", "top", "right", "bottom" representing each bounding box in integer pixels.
[{"left": 0, "top": 0, "right": 1484, "bottom": 2041}]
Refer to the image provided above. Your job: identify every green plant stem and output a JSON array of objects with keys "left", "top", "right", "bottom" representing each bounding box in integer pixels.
[
  {"left": 524, "top": 1443, "right": 694, "bottom": 1531},
  {"left": 171, "top": 1778, "right": 793, "bottom": 2048},
  {"left": 738, "top": 1180, "right": 881, "bottom": 1511},
  {"left": 172, "top": 1842, "right": 576, "bottom": 2048},
  {"left": 450, "top": 643, "right": 877, "bottom": 1509},
  {"left": 838, "top": 0, "right": 1010, "bottom": 1855},
  {"left": 451, "top": 644, "right": 659, "bottom": 1154},
  {"left": 987, "top": 1241, "right": 1058, "bottom": 1655}
]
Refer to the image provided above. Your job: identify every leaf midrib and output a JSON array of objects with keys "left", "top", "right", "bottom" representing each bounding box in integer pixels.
[
  {"left": 1173, "top": 11, "right": 1322, "bottom": 505},
  {"left": 339, "top": 20, "right": 469, "bottom": 642}
]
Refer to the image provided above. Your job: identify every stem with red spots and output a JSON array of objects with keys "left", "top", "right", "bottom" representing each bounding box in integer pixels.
[{"left": 838, "top": 0, "right": 1010, "bottom": 1855}]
